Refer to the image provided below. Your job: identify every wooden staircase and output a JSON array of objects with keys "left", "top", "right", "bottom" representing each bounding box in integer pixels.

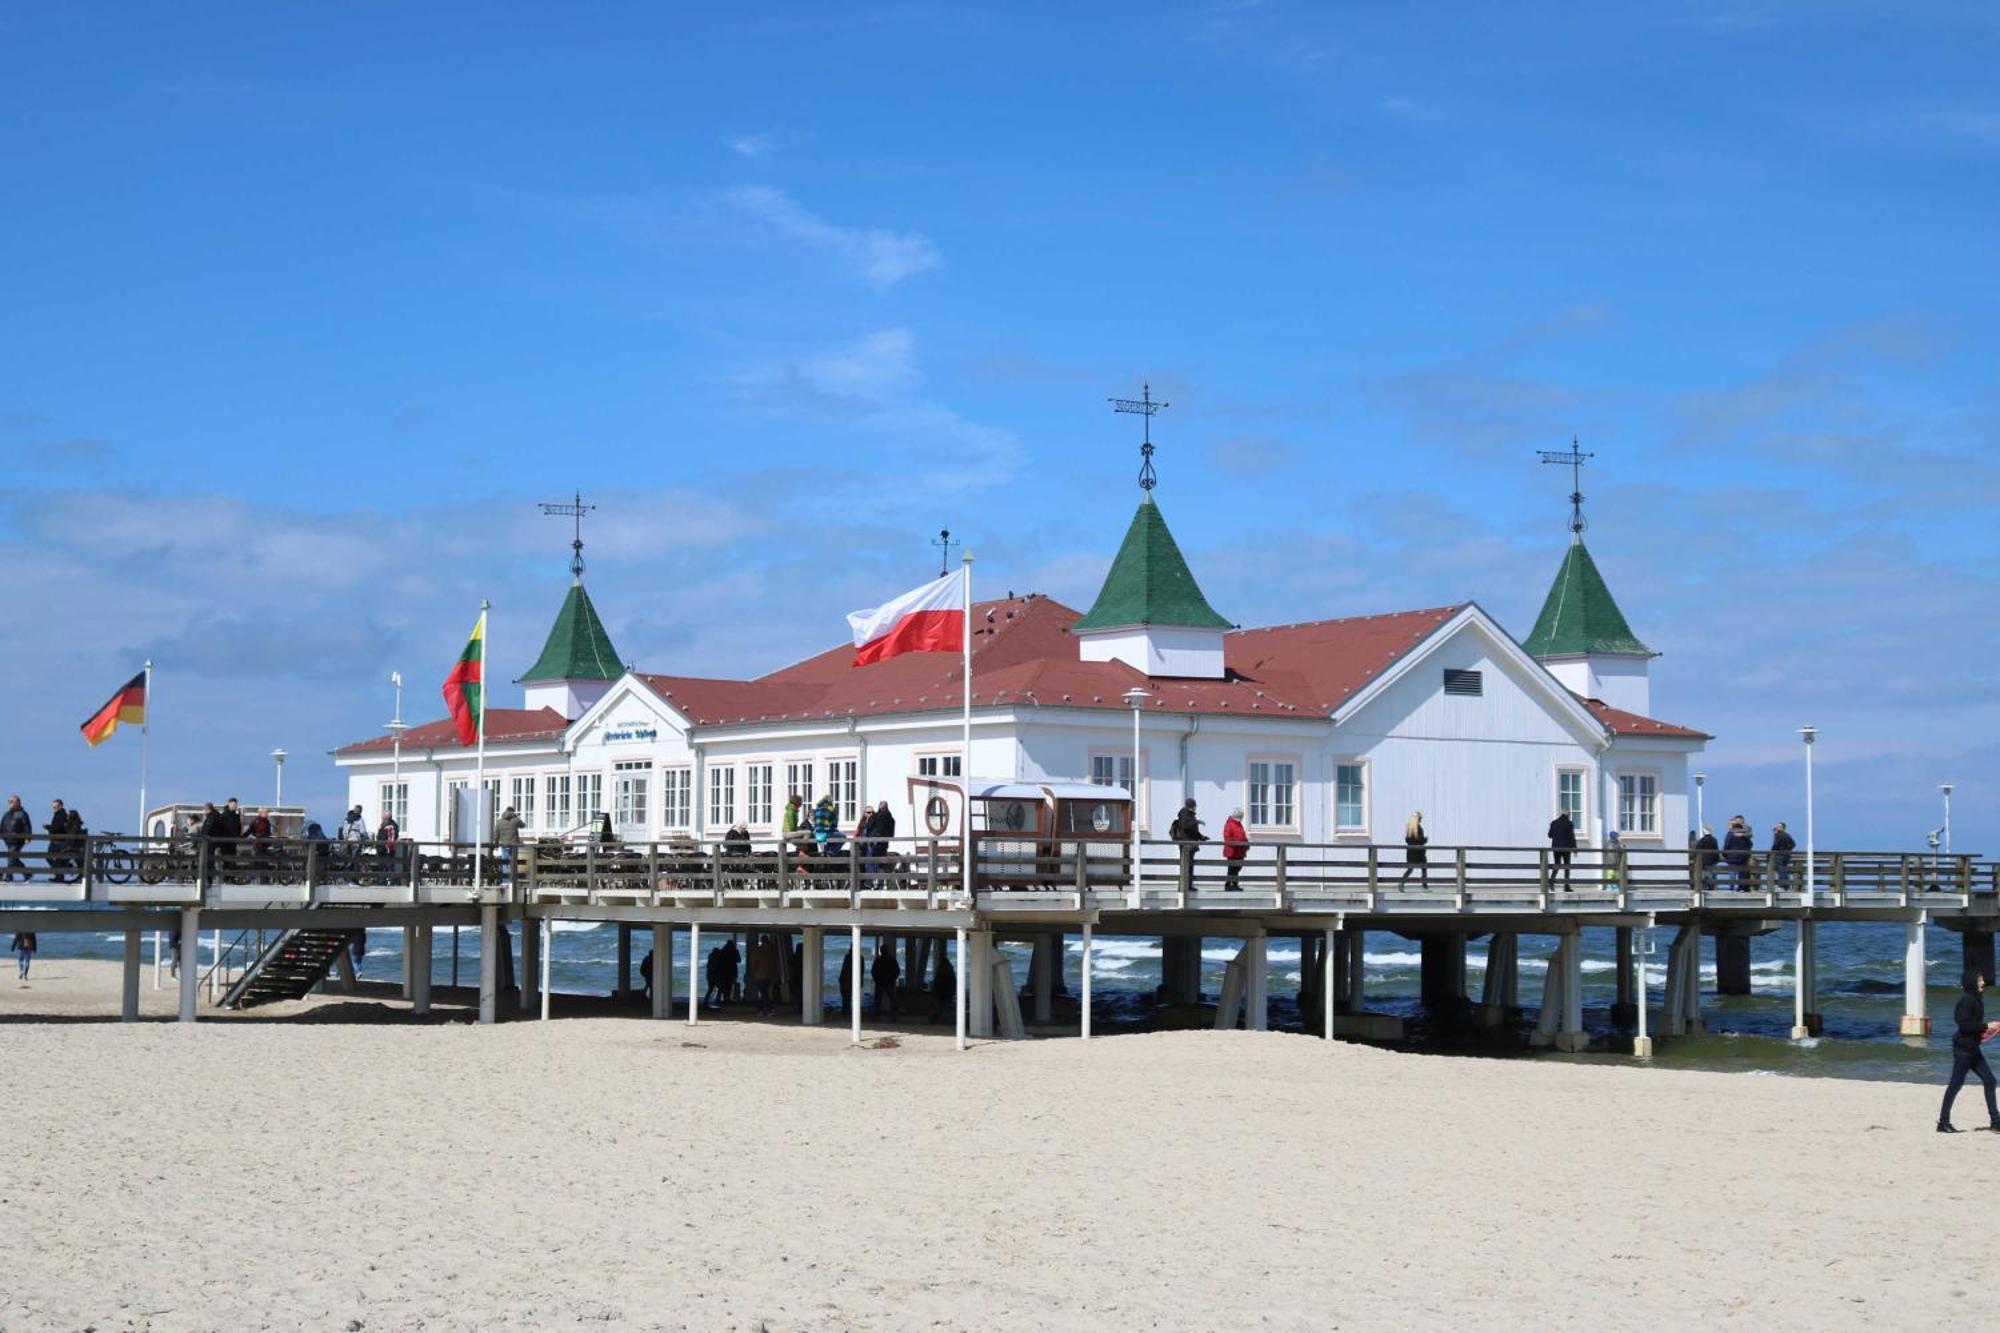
[{"left": 221, "top": 929, "right": 363, "bottom": 1009}]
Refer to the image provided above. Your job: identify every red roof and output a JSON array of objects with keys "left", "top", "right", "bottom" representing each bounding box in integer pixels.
[
  {"left": 334, "top": 707, "right": 569, "bottom": 755},
  {"left": 335, "top": 598, "right": 1708, "bottom": 751},
  {"left": 1578, "top": 698, "right": 1709, "bottom": 740}
]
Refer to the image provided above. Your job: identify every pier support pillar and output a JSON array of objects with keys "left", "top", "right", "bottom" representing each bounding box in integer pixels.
[
  {"left": 1901, "top": 917, "right": 1931, "bottom": 1036},
  {"left": 1791, "top": 918, "right": 1821, "bottom": 1039},
  {"left": 1346, "top": 930, "right": 1366, "bottom": 1013},
  {"left": 1610, "top": 927, "right": 1637, "bottom": 1026},
  {"left": 1633, "top": 926, "right": 1654, "bottom": 1059},
  {"left": 1244, "top": 935, "right": 1269, "bottom": 1032},
  {"left": 1715, "top": 931, "right": 1753, "bottom": 997},
  {"left": 1420, "top": 934, "right": 1467, "bottom": 1010},
  {"left": 616, "top": 925, "right": 633, "bottom": 999},
  {"left": 1029, "top": 933, "right": 1054, "bottom": 1024},
  {"left": 401, "top": 925, "right": 415, "bottom": 999},
  {"left": 686, "top": 923, "right": 700, "bottom": 1025},
  {"left": 478, "top": 905, "right": 499, "bottom": 1025},
  {"left": 649, "top": 925, "right": 670, "bottom": 1019},
  {"left": 967, "top": 931, "right": 996, "bottom": 1038},
  {"left": 801, "top": 927, "right": 824, "bottom": 1026},
  {"left": 411, "top": 924, "right": 432, "bottom": 1016},
  {"left": 1534, "top": 935, "right": 1587, "bottom": 1051},
  {"left": 177, "top": 907, "right": 200, "bottom": 1023},
  {"left": 1478, "top": 933, "right": 1518, "bottom": 1026},
  {"left": 121, "top": 928, "right": 142, "bottom": 1022},
  {"left": 521, "top": 915, "right": 542, "bottom": 1015}
]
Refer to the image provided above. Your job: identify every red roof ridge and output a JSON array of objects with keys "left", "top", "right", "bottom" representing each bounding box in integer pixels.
[
  {"left": 1575, "top": 694, "right": 1709, "bottom": 740},
  {"left": 1228, "top": 602, "right": 1467, "bottom": 637}
]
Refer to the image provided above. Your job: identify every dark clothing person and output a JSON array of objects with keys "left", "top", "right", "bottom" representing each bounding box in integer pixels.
[
  {"left": 1399, "top": 820, "right": 1429, "bottom": 888},
  {"left": 838, "top": 950, "right": 853, "bottom": 1014},
  {"left": 1939, "top": 971, "right": 2000, "bottom": 1131},
  {"left": 703, "top": 946, "right": 726, "bottom": 1007},
  {"left": 1548, "top": 813, "right": 1577, "bottom": 889},
  {"left": 864, "top": 805, "right": 896, "bottom": 887},
  {"left": 747, "top": 936, "right": 780, "bottom": 1016},
  {"left": 11, "top": 931, "right": 35, "bottom": 979},
  {"left": 45, "top": 808, "right": 75, "bottom": 882},
  {"left": 1694, "top": 832, "right": 1721, "bottom": 891},
  {"left": 1170, "top": 801, "right": 1206, "bottom": 885},
  {"left": 1721, "top": 823, "right": 1753, "bottom": 891},
  {"left": 721, "top": 825, "right": 751, "bottom": 856},
  {"left": 1770, "top": 827, "right": 1797, "bottom": 889},
  {"left": 717, "top": 940, "right": 740, "bottom": 1002},
  {"left": 930, "top": 954, "right": 956, "bottom": 1023},
  {"left": 871, "top": 947, "right": 901, "bottom": 1017},
  {"left": 1, "top": 801, "right": 31, "bottom": 882}
]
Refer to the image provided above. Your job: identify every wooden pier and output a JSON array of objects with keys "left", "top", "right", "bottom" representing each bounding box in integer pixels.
[{"left": 2, "top": 832, "right": 1993, "bottom": 1055}]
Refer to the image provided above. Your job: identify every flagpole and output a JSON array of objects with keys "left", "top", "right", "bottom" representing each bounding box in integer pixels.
[
  {"left": 474, "top": 603, "right": 489, "bottom": 897},
  {"left": 138, "top": 660, "right": 152, "bottom": 837},
  {"left": 960, "top": 552, "right": 973, "bottom": 906}
]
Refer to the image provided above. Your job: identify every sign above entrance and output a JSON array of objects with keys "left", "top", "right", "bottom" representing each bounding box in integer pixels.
[{"left": 603, "top": 724, "right": 658, "bottom": 743}]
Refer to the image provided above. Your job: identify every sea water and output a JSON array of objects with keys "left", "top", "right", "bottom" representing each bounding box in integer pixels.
[{"left": 29, "top": 917, "right": 1972, "bottom": 1086}]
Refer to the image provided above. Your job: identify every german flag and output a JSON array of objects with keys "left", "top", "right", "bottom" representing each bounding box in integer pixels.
[{"left": 81, "top": 670, "right": 147, "bottom": 747}]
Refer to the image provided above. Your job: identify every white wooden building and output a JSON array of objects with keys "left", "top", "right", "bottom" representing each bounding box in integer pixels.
[{"left": 332, "top": 496, "right": 1705, "bottom": 852}]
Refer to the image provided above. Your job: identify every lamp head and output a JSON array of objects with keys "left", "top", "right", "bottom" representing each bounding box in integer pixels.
[
  {"left": 1942, "top": 782, "right": 1955, "bottom": 797},
  {"left": 1694, "top": 772, "right": 1706, "bottom": 786},
  {"left": 1122, "top": 687, "right": 1151, "bottom": 709},
  {"left": 1799, "top": 725, "right": 1817, "bottom": 745}
]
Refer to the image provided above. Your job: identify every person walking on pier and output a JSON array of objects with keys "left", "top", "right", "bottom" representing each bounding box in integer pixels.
[
  {"left": 495, "top": 805, "right": 524, "bottom": 886},
  {"left": 1770, "top": 822, "right": 1796, "bottom": 891},
  {"left": 1548, "top": 808, "right": 1577, "bottom": 890},
  {"left": 1, "top": 795, "right": 30, "bottom": 882},
  {"left": 246, "top": 807, "right": 274, "bottom": 884},
  {"left": 1221, "top": 808, "right": 1249, "bottom": 890},
  {"left": 1722, "top": 816, "right": 1754, "bottom": 892},
  {"left": 1170, "top": 798, "right": 1206, "bottom": 886},
  {"left": 1938, "top": 969, "right": 2000, "bottom": 1133},
  {"left": 1694, "top": 825, "right": 1720, "bottom": 892},
  {"left": 1399, "top": 812, "right": 1430, "bottom": 888},
  {"left": 865, "top": 801, "right": 896, "bottom": 888},
  {"left": 11, "top": 930, "right": 35, "bottom": 980},
  {"left": 45, "top": 799, "right": 75, "bottom": 883}
]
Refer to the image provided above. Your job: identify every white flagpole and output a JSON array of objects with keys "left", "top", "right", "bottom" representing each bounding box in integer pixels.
[
  {"left": 474, "top": 603, "right": 489, "bottom": 896},
  {"left": 138, "top": 660, "right": 152, "bottom": 836},
  {"left": 960, "top": 552, "right": 973, "bottom": 905}
]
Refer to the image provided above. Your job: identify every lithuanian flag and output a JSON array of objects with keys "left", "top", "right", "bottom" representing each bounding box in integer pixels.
[
  {"left": 442, "top": 609, "right": 486, "bottom": 746},
  {"left": 81, "top": 670, "right": 147, "bottom": 747}
]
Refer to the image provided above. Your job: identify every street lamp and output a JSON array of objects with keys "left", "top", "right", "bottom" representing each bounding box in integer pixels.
[
  {"left": 1942, "top": 782, "right": 1955, "bottom": 858},
  {"left": 271, "top": 747, "right": 287, "bottom": 806},
  {"left": 388, "top": 671, "right": 408, "bottom": 829},
  {"left": 1693, "top": 771, "right": 1706, "bottom": 840},
  {"left": 1123, "top": 687, "right": 1150, "bottom": 897},
  {"left": 1799, "top": 727, "right": 1817, "bottom": 906}
]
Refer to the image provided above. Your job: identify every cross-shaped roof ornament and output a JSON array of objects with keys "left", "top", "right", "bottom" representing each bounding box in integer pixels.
[
  {"left": 1110, "top": 382, "right": 1168, "bottom": 492},
  {"left": 538, "top": 490, "right": 597, "bottom": 582},
  {"left": 1537, "top": 438, "right": 1594, "bottom": 538}
]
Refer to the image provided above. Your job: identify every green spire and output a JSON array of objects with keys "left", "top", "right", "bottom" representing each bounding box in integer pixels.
[
  {"left": 1522, "top": 538, "right": 1653, "bottom": 658},
  {"left": 1072, "top": 497, "right": 1231, "bottom": 633},
  {"left": 519, "top": 581, "right": 623, "bottom": 683}
]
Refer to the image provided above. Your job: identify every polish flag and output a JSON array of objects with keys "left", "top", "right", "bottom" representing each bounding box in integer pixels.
[{"left": 847, "top": 569, "right": 967, "bottom": 666}]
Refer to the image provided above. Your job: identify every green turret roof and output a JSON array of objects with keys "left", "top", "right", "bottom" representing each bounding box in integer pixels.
[
  {"left": 1522, "top": 538, "right": 1654, "bottom": 658},
  {"left": 519, "top": 582, "right": 623, "bottom": 683},
  {"left": 1072, "top": 497, "right": 1232, "bottom": 633}
]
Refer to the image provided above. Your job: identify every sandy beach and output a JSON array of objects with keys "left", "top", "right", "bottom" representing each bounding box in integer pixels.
[{"left": 1, "top": 959, "right": 1990, "bottom": 1331}]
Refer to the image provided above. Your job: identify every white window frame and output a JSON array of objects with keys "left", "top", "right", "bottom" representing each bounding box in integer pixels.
[
  {"left": 708, "top": 764, "right": 736, "bottom": 828},
  {"left": 543, "top": 773, "right": 573, "bottom": 832},
  {"left": 825, "top": 755, "right": 859, "bottom": 825},
  {"left": 1087, "top": 748, "right": 1149, "bottom": 831},
  {"left": 507, "top": 776, "right": 536, "bottom": 832},
  {"left": 1245, "top": 754, "right": 1301, "bottom": 834},
  {"left": 1555, "top": 766, "right": 1588, "bottom": 833},
  {"left": 1333, "top": 758, "right": 1369, "bottom": 835},
  {"left": 915, "top": 753, "right": 963, "bottom": 780},
  {"left": 377, "top": 781, "right": 409, "bottom": 829},
  {"left": 784, "top": 761, "right": 815, "bottom": 810},
  {"left": 1616, "top": 770, "right": 1662, "bottom": 840},
  {"left": 744, "top": 761, "right": 775, "bottom": 828},
  {"left": 612, "top": 760, "right": 651, "bottom": 829},
  {"left": 576, "top": 772, "right": 604, "bottom": 825},
  {"left": 660, "top": 766, "right": 692, "bottom": 832}
]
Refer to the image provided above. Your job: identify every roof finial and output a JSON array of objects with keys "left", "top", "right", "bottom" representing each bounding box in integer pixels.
[
  {"left": 931, "top": 527, "right": 959, "bottom": 579},
  {"left": 1110, "top": 382, "right": 1168, "bottom": 495},
  {"left": 1537, "top": 437, "right": 1594, "bottom": 540},
  {"left": 538, "top": 490, "right": 597, "bottom": 583}
]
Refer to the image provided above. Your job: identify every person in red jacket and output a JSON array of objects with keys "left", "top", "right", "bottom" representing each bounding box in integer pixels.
[{"left": 1221, "top": 808, "right": 1250, "bottom": 891}]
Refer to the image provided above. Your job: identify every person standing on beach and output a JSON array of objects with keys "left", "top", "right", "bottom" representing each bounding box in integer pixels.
[
  {"left": 703, "top": 945, "right": 725, "bottom": 1008},
  {"left": 1938, "top": 969, "right": 2000, "bottom": 1133},
  {"left": 11, "top": 930, "right": 35, "bottom": 980},
  {"left": 1547, "top": 808, "right": 1577, "bottom": 890},
  {"left": 1399, "top": 812, "right": 1430, "bottom": 888},
  {"left": 1, "top": 795, "right": 30, "bottom": 882},
  {"left": 871, "top": 938, "right": 900, "bottom": 1017},
  {"left": 748, "top": 934, "right": 779, "bottom": 1016},
  {"left": 1221, "top": 808, "right": 1249, "bottom": 890}
]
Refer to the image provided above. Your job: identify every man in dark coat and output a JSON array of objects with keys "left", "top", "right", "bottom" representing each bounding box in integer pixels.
[
  {"left": 870, "top": 939, "right": 901, "bottom": 1017},
  {"left": 1547, "top": 810, "right": 1578, "bottom": 890},
  {"left": 1, "top": 795, "right": 31, "bottom": 882},
  {"left": 45, "top": 800, "right": 74, "bottom": 883},
  {"left": 1938, "top": 969, "right": 2000, "bottom": 1132},
  {"left": 1694, "top": 826, "right": 1721, "bottom": 892},
  {"left": 1721, "top": 816, "right": 1754, "bottom": 891},
  {"left": 865, "top": 802, "right": 896, "bottom": 887},
  {"left": 1769, "top": 822, "right": 1797, "bottom": 891},
  {"left": 198, "top": 801, "right": 227, "bottom": 882}
]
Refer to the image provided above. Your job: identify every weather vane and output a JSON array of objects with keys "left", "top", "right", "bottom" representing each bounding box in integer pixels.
[
  {"left": 538, "top": 490, "right": 597, "bottom": 582},
  {"left": 931, "top": 528, "right": 959, "bottom": 579},
  {"left": 1537, "top": 437, "right": 1593, "bottom": 536},
  {"left": 1110, "top": 382, "right": 1168, "bottom": 491}
]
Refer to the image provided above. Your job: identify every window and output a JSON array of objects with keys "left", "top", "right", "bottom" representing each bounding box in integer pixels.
[
  {"left": 544, "top": 774, "right": 572, "bottom": 831},
  {"left": 509, "top": 776, "right": 536, "bottom": 831},
  {"left": 1443, "top": 668, "right": 1484, "bottom": 697},
  {"left": 1617, "top": 773, "right": 1659, "bottom": 836},
  {"left": 785, "top": 761, "right": 814, "bottom": 808},
  {"left": 661, "top": 767, "right": 692, "bottom": 830},
  {"left": 709, "top": 765, "right": 736, "bottom": 827},
  {"left": 745, "top": 762, "right": 774, "bottom": 826},
  {"left": 1335, "top": 762, "right": 1367, "bottom": 832},
  {"left": 1247, "top": 759, "right": 1297, "bottom": 830},
  {"left": 917, "top": 754, "right": 962, "bottom": 779},
  {"left": 827, "top": 758, "right": 858, "bottom": 824},
  {"left": 377, "top": 781, "right": 408, "bottom": 828},
  {"left": 1556, "top": 768, "right": 1586, "bottom": 827},
  {"left": 1090, "top": 753, "right": 1135, "bottom": 791},
  {"left": 483, "top": 779, "right": 502, "bottom": 831},
  {"left": 613, "top": 761, "right": 651, "bottom": 827},
  {"left": 577, "top": 772, "right": 604, "bottom": 824}
]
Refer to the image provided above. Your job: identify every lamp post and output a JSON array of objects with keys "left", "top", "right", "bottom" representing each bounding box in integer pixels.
[
  {"left": 1942, "top": 782, "right": 1954, "bottom": 858},
  {"left": 1123, "top": 688, "right": 1150, "bottom": 900},
  {"left": 1693, "top": 771, "right": 1706, "bottom": 840},
  {"left": 388, "top": 671, "right": 408, "bottom": 828},
  {"left": 1799, "top": 727, "right": 1817, "bottom": 906},
  {"left": 271, "top": 748, "right": 287, "bottom": 806}
]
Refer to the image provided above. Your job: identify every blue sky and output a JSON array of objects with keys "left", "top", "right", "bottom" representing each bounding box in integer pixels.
[{"left": 3, "top": 3, "right": 1996, "bottom": 848}]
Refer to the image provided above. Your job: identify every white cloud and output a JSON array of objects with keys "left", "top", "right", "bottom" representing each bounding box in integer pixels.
[
  {"left": 728, "top": 131, "right": 778, "bottom": 160},
  {"left": 716, "top": 185, "right": 941, "bottom": 289}
]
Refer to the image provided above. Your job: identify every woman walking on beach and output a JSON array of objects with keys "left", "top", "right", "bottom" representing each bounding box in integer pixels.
[
  {"left": 11, "top": 931, "right": 35, "bottom": 981},
  {"left": 1938, "top": 969, "right": 2000, "bottom": 1133},
  {"left": 1399, "top": 812, "right": 1429, "bottom": 888}
]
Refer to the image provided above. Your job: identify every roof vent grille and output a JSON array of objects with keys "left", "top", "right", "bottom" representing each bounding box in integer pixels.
[{"left": 1443, "top": 668, "right": 1484, "bottom": 698}]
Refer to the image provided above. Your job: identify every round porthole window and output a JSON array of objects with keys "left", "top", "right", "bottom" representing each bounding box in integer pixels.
[
  {"left": 1090, "top": 803, "right": 1112, "bottom": 833},
  {"left": 924, "top": 795, "right": 951, "bottom": 835}
]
